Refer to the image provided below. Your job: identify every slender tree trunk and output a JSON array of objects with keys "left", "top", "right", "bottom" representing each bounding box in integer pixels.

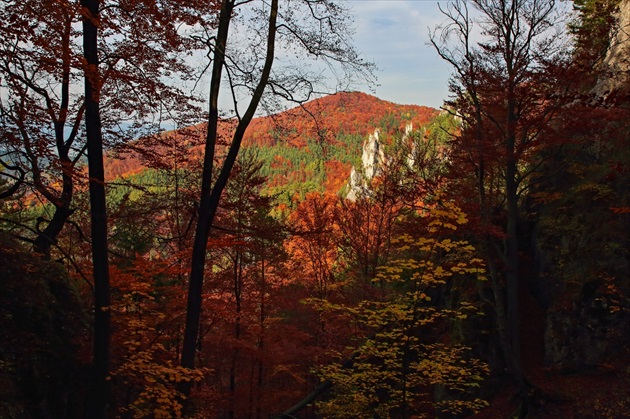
[
  {"left": 505, "top": 148, "right": 523, "bottom": 386},
  {"left": 475, "top": 111, "right": 512, "bottom": 372},
  {"left": 229, "top": 249, "right": 243, "bottom": 419},
  {"left": 179, "top": 0, "right": 278, "bottom": 398},
  {"left": 484, "top": 244, "right": 513, "bottom": 367},
  {"left": 256, "top": 256, "right": 265, "bottom": 419},
  {"left": 33, "top": 14, "right": 76, "bottom": 259},
  {"left": 179, "top": 0, "right": 233, "bottom": 393},
  {"left": 505, "top": 84, "right": 524, "bottom": 388},
  {"left": 82, "top": 0, "right": 111, "bottom": 416},
  {"left": 33, "top": 148, "right": 74, "bottom": 259},
  {"left": 33, "top": 199, "right": 72, "bottom": 258},
  {"left": 478, "top": 153, "right": 515, "bottom": 376}
]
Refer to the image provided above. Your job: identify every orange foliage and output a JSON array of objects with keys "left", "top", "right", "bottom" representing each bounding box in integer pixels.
[
  {"left": 285, "top": 192, "right": 342, "bottom": 297},
  {"left": 324, "top": 160, "right": 352, "bottom": 194},
  {"left": 104, "top": 92, "right": 438, "bottom": 181},
  {"left": 244, "top": 91, "right": 438, "bottom": 147}
]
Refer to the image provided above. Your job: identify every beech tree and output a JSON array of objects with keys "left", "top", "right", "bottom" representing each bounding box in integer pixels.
[
  {"left": 0, "top": 0, "right": 86, "bottom": 258},
  {"left": 431, "top": 0, "right": 569, "bottom": 393},
  {"left": 0, "top": 0, "right": 210, "bottom": 415},
  {"left": 81, "top": 1, "right": 110, "bottom": 416},
  {"left": 0, "top": 0, "right": 204, "bottom": 258},
  {"left": 180, "top": 0, "right": 373, "bottom": 396},
  {"left": 338, "top": 189, "right": 399, "bottom": 285},
  {"left": 313, "top": 202, "right": 489, "bottom": 418},
  {"left": 215, "top": 152, "right": 271, "bottom": 416},
  {"left": 286, "top": 192, "right": 341, "bottom": 300}
]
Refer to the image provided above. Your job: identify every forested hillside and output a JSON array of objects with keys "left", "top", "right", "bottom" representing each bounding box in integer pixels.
[
  {"left": 105, "top": 91, "right": 438, "bottom": 206},
  {"left": 1, "top": 0, "right": 629, "bottom": 418}
]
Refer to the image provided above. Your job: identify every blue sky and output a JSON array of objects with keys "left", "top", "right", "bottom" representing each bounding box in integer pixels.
[{"left": 349, "top": 0, "right": 453, "bottom": 108}]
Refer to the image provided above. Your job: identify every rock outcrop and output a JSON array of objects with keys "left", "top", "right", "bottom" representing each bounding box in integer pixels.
[
  {"left": 595, "top": 0, "right": 630, "bottom": 96},
  {"left": 346, "top": 124, "right": 415, "bottom": 201},
  {"left": 346, "top": 128, "right": 386, "bottom": 201}
]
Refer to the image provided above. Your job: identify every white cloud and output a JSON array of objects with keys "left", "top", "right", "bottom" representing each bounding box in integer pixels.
[{"left": 349, "top": 0, "right": 453, "bottom": 107}]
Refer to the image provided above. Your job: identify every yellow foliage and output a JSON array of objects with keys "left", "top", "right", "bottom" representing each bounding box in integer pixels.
[
  {"left": 108, "top": 272, "right": 209, "bottom": 419},
  {"left": 316, "top": 203, "right": 489, "bottom": 417},
  {"left": 113, "top": 344, "right": 208, "bottom": 419}
]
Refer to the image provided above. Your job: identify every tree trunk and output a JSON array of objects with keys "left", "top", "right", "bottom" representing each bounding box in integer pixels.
[
  {"left": 33, "top": 13, "right": 77, "bottom": 259},
  {"left": 505, "top": 79, "right": 524, "bottom": 387},
  {"left": 506, "top": 154, "right": 523, "bottom": 386},
  {"left": 33, "top": 200, "right": 72, "bottom": 258},
  {"left": 179, "top": 0, "right": 233, "bottom": 389},
  {"left": 179, "top": 0, "right": 278, "bottom": 397},
  {"left": 229, "top": 249, "right": 243, "bottom": 419},
  {"left": 81, "top": 0, "right": 111, "bottom": 416},
  {"left": 256, "top": 255, "right": 266, "bottom": 419},
  {"left": 32, "top": 156, "right": 75, "bottom": 259}
]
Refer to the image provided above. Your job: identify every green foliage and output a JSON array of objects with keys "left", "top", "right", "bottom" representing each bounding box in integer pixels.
[
  {"left": 570, "top": 0, "right": 621, "bottom": 61},
  {"left": 243, "top": 130, "right": 365, "bottom": 203},
  {"left": 315, "top": 203, "right": 489, "bottom": 418},
  {"left": 107, "top": 166, "right": 199, "bottom": 259},
  {"left": 424, "top": 111, "right": 458, "bottom": 145}
]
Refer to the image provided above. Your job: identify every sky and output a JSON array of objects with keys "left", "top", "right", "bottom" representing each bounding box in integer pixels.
[{"left": 349, "top": 0, "right": 454, "bottom": 109}]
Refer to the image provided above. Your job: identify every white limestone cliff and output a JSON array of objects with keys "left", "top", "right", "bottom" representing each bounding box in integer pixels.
[
  {"left": 346, "top": 124, "right": 415, "bottom": 201},
  {"left": 595, "top": 0, "right": 630, "bottom": 96},
  {"left": 347, "top": 129, "right": 385, "bottom": 200}
]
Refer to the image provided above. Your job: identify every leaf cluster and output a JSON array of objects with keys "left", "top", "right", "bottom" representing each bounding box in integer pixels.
[{"left": 315, "top": 203, "right": 489, "bottom": 418}]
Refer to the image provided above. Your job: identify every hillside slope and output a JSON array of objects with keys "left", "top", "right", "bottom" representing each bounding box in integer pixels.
[
  {"left": 244, "top": 91, "right": 437, "bottom": 147},
  {"left": 106, "top": 92, "right": 439, "bottom": 197}
]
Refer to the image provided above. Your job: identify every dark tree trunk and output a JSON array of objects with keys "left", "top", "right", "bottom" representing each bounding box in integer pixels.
[
  {"left": 179, "top": 0, "right": 278, "bottom": 398},
  {"left": 505, "top": 144, "right": 523, "bottom": 387},
  {"left": 256, "top": 256, "right": 266, "bottom": 419},
  {"left": 505, "top": 82, "right": 524, "bottom": 387},
  {"left": 33, "top": 13, "right": 77, "bottom": 259},
  {"left": 178, "top": 0, "right": 233, "bottom": 394},
  {"left": 229, "top": 249, "right": 243, "bottom": 419},
  {"left": 81, "top": 0, "right": 111, "bottom": 416},
  {"left": 33, "top": 181, "right": 73, "bottom": 259}
]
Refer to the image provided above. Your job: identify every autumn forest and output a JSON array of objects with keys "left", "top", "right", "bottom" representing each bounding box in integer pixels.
[{"left": 1, "top": 0, "right": 629, "bottom": 418}]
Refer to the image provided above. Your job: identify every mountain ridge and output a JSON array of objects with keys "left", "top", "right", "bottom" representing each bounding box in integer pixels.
[
  {"left": 105, "top": 91, "right": 439, "bottom": 188},
  {"left": 244, "top": 91, "right": 437, "bottom": 148}
]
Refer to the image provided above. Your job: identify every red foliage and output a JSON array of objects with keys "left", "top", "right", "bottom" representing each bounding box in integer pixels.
[
  {"left": 244, "top": 91, "right": 438, "bottom": 147},
  {"left": 324, "top": 160, "right": 352, "bottom": 194},
  {"left": 104, "top": 92, "right": 438, "bottom": 179}
]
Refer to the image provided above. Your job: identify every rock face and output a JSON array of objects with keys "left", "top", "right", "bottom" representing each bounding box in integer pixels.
[
  {"left": 595, "top": 0, "right": 630, "bottom": 95},
  {"left": 346, "top": 124, "right": 414, "bottom": 201},
  {"left": 538, "top": 0, "right": 630, "bottom": 370},
  {"left": 346, "top": 128, "right": 386, "bottom": 201},
  {"left": 535, "top": 203, "right": 630, "bottom": 369},
  {"left": 545, "top": 289, "right": 630, "bottom": 370},
  {"left": 361, "top": 129, "right": 385, "bottom": 180}
]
